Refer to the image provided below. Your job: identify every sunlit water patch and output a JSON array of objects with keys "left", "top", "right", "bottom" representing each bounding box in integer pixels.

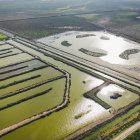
[
  {"left": 37, "top": 31, "right": 140, "bottom": 80},
  {"left": 97, "top": 84, "right": 139, "bottom": 110}
]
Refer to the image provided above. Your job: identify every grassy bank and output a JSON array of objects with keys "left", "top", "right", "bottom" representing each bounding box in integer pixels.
[{"left": 83, "top": 105, "right": 140, "bottom": 140}]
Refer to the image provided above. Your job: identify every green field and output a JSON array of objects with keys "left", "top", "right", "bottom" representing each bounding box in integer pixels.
[
  {"left": 125, "top": 129, "right": 140, "bottom": 140},
  {"left": 0, "top": 0, "right": 140, "bottom": 140},
  {"left": 0, "top": 39, "right": 110, "bottom": 140},
  {"left": 0, "top": 78, "right": 66, "bottom": 129},
  {"left": 0, "top": 32, "right": 139, "bottom": 140},
  {"left": 0, "top": 16, "right": 101, "bottom": 39},
  {"left": 0, "top": 67, "right": 62, "bottom": 97},
  {"left": 77, "top": 11, "right": 140, "bottom": 41},
  {"left": 0, "top": 41, "right": 69, "bottom": 135},
  {"left": 83, "top": 105, "right": 140, "bottom": 140}
]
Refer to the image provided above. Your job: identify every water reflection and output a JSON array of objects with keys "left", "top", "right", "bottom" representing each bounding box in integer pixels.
[
  {"left": 72, "top": 98, "right": 109, "bottom": 127},
  {"left": 84, "top": 76, "right": 104, "bottom": 90},
  {"left": 100, "top": 84, "right": 124, "bottom": 96},
  {"left": 97, "top": 84, "right": 139, "bottom": 110},
  {"left": 38, "top": 31, "right": 140, "bottom": 66}
]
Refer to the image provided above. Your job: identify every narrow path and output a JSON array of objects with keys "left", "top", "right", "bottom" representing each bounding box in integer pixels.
[{"left": 113, "top": 121, "right": 140, "bottom": 140}]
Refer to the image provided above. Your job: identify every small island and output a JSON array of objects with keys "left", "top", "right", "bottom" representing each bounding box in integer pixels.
[
  {"left": 119, "top": 49, "right": 140, "bottom": 60},
  {"left": 79, "top": 48, "right": 107, "bottom": 57},
  {"left": 76, "top": 34, "right": 96, "bottom": 38},
  {"left": 100, "top": 35, "right": 110, "bottom": 40},
  {"left": 61, "top": 41, "right": 72, "bottom": 47},
  {"left": 74, "top": 110, "right": 91, "bottom": 119}
]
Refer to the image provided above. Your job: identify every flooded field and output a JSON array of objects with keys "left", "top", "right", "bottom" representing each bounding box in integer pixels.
[
  {"left": 0, "top": 52, "right": 33, "bottom": 67},
  {"left": 97, "top": 84, "right": 139, "bottom": 110},
  {"left": 0, "top": 67, "right": 62, "bottom": 97},
  {"left": 37, "top": 31, "right": 140, "bottom": 80},
  {"left": 0, "top": 44, "right": 13, "bottom": 51},
  {"left": 0, "top": 34, "right": 139, "bottom": 140},
  {"left": 0, "top": 39, "right": 112, "bottom": 140},
  {"left": 0, "top": 78, "right": 66, "bottom": 129},
  {"left": 0, "top": 59, "right": 46, "bottom": 81},
  {"left": 0, "top": 41, "right": 70, "bottom": 137}
]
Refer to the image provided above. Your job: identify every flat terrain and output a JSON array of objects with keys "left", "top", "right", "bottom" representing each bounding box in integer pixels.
[
  {"left": 0, "top": 34, "right": 112, "bottom": 140},
  {"left": 83, "top": 105, "right": 140, "bottom": 140},
  {"left": 0, "top": 29, "right": 139, "bottom": 140},
  {"left": 125, "top": 128, "right": 140, "bottom": 140},
  {"left": 96, "top": 84, "right": 139, "bottom": 110},
  {"left": 0, "top": 40, "right": 70, "bottom": 136},
  {"left": 0, "top": 16, "right": 101, "bottom": 39},
  {"left": 0, "top": 1, "right": 140, "bottom": 140},
  {"left": 114, "top": 122, "right": 140, "bottom": 140},
  {"left": 77, "top": 11, "right": 140, "bottom": 41},
  {"left": 0, "top": 33, "right": 8, "bottom": 40}
]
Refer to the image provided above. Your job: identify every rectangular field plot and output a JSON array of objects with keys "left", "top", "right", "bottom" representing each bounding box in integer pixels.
[
  {"left": 0, "top": 48, "right": 22, "bottom": 59},
  {"left": 0, "top": 44, "right": 13, "bottom": 51},
  {"left": 96, "top": 84, "right": 139, "bottom": 110},
  {"left": 0, "top": 53, "right": 33, "bottom": 67},
  {"left": 0, "top": 78, "right": 66, "bottom": 130},
  {"left": 0, "top": 66, "right": 63, "bottom": 98},
  {"left": 0, "top": 59, "right": 46, "bottom": 81}
]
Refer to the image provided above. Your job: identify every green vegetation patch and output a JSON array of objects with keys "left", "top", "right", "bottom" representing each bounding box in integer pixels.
[
  {"left": 0, "top": 78, "right": 67, "bottom": 129},
  {"left": 74, "top": 110, "right": 91, "bottom": 119},
  {"left": 79, "top": 48, "right": 107, "bottom": 57},
  {"left": 125, "top": 128, "right": 140, "bottom": 140},
  {"left": 0, "top": 33, "right": 9, "bottom": 41},
  {"left": 0, "top": 67, "right": 62, "bottom": 97},
  {"left": 76, "top": 34, "right": 96, "bottom": 38},
  {"left": 61, "top": 40, "right": 72, "bottom": 47},
  {"left": 119, "top": 49, "right": 140, "bottom": 60},
  {"left": 83, "top": 105, "right": 140, "bottom": 140},
  {"left": 0, "top": 16, "right": 102, "bottom": 39}
]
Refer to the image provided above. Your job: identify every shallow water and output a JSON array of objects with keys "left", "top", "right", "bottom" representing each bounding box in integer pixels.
[
  {"left": 37, "top": 31, "right": 140, "bottom": 80},
  {"left": 0, "top": 40, "right": 111, "bottom": 140},
  {"left": 97, "top": 84, "right": 139, "bottom": 110},
  {"left": 38, "top": 31, "right": 140, "bottom": 65}
]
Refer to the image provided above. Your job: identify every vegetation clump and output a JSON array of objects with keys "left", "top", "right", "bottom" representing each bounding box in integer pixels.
[
  {"left": 119, "top": 49, "right": 140, "bottom": 60},
  {"left": 79, "top": 48, "right": 107, "bottom": 57},
  {"left": 76, "top": 34, "right": 96, "bottom": 38},
  {"left": 83, "top": 106, "right": 140, "bottom": 140},
  {"left": 74, "top": 110, "right": 91, "bottom": 119},
  {"left": 100, "top": 36, "right": 110, "bottom": 40},
  {"left": 125, "top": 129, "right": 140, "bottom": 140},
  {"left": 0, "top": 33, "right": 9, "bottom": 41},
  {"left": 61, "top": 41, "right": 72, "bottom": 47}
]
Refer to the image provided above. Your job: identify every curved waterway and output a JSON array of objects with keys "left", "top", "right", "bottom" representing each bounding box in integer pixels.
[{"left": 1, "top": 42, "right": 110, "bottom": 140}]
